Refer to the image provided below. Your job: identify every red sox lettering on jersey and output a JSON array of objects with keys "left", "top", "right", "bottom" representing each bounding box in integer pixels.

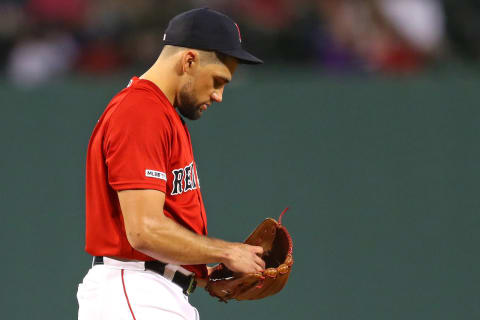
[{"left": 171, "top": 162, "right": 199, "bottom": 196}]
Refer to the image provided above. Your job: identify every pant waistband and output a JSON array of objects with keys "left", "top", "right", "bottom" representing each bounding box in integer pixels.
[{"left": 93, "top": 256, "right": 197, "bottom": 295}]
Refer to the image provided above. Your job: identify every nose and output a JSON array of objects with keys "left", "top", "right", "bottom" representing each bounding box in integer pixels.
[{"left": 211, "top": 90, "right": 223, "bottom": 103}]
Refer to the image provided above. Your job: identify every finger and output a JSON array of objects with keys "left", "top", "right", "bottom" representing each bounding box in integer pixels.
[
  {"left": 250, "top": 245, "right": 264, "bottom": 255},
  {"left": 255, "top": 255, "right": 266, "bottom": 269}
]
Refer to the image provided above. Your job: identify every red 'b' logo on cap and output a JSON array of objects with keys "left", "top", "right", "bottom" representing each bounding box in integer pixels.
[{"left": 234, "top": 23, "right": 242, "bottom": 43}]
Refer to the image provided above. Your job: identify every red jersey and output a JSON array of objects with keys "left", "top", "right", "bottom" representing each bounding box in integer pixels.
[{"left": 85, "top": 77, "right": 208, "bottom": 278}]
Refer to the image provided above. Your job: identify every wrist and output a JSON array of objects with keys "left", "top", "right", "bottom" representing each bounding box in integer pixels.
[{"left": 213, "top": 240, "right": 234, "bottom": 265}]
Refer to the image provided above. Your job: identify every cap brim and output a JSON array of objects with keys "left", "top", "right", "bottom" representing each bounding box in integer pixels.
[{"left": 218, "top": 48, "right": 263, "bottom": 65}]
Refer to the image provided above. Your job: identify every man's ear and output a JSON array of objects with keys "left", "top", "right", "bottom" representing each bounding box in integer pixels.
[{"left": 181, "top": 50, "right": 199, "bottom": 74}]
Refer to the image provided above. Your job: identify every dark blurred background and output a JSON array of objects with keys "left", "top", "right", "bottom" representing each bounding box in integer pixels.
[
  {"left": 1, "top": 0, "right": 479, "bottom": 319},
  {"left": 1, "top": 0, "right": 480, "bottom": 81}
]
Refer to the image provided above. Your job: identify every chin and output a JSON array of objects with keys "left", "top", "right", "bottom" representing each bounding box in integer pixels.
[
  {"left": 185, "top": 111, "right": 203, "bottom": 121},
  {"left": 178, "top": 106, "right": 203, "bottom": 120},
  {"left": 191, "top": 107, "right": 205, "bottom": 120}
]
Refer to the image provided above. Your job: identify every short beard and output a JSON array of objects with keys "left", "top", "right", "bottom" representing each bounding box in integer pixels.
[{"left": 175, "top": 79, "right": 203, "bottom": 120}]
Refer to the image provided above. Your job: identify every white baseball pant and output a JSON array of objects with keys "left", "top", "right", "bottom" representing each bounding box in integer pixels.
[{"left": 77, "top": 257, "right": 200, "bottom": 320}]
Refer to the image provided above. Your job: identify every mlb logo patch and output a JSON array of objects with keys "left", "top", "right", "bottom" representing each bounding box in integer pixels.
[{"left": 145, "top": 169, "right": 167, "bottom": 181}]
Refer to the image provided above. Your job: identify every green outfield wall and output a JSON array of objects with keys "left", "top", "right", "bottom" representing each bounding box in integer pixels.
[{"left": 1, "top": 67, "right": 478, "bottom": 320}]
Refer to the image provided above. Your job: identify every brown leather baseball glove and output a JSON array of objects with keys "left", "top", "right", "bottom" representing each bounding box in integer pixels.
[{"left": 206, "top": 208, "right": 293, "bottom": 302}]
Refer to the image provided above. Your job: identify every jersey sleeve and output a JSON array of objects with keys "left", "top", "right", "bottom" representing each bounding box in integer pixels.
[{"left": 104, "top": 91, "right": 172, "bottom": 192}]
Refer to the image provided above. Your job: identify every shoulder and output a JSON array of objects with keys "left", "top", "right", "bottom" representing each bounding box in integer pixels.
[{"left": 108, "top": 81, "right": 175, "bottom": 132}]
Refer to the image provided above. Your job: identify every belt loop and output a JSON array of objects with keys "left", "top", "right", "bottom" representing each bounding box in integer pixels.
[{"left": 163, "top": 264, "right": 179, "bottom": 281}]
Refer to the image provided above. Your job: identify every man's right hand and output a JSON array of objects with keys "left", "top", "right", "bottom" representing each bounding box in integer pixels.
[{"left": 222, "top": 243, "right": 265, "bottom": 274}]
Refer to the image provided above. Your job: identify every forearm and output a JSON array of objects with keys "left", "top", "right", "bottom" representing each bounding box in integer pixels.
[
  {"left": 129, "top": 215, "right": 231, "bottom": 265},
  {"left": 119, "top": 189, "right": 265, "bottom": 274}
]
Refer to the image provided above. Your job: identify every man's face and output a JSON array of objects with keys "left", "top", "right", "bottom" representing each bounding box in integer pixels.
[{"left": 175, "top": 55, "right": 238, "bottom": 120}]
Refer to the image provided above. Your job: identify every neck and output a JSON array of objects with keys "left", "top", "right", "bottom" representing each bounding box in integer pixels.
[{"left": 140, "top": 58, "right": 178, "bottom": 106}]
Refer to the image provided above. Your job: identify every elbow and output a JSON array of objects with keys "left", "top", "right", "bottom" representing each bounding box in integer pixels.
[
  {"left": 123, "top": 209, "right": 168, "bottom": 254},
  {"left": 125, "top": 228, "right": 149, "bottom": 251},
  {"left": 124, "top": 213, "right": 161, "bottom": 252}
]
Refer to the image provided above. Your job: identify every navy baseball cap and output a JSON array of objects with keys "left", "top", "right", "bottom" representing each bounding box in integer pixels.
[{"left": 163, "top": 8, "right": 263, "bottom": 64}]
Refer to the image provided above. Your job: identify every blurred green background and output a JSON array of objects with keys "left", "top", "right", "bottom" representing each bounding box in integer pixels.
[{"left": 1, "top": 66, "right": 478, "bottom": 319}]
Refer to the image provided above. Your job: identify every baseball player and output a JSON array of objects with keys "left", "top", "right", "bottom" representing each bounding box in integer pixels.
[{"left": 77, "top": 8, "right": 264, "bottom": 320}]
